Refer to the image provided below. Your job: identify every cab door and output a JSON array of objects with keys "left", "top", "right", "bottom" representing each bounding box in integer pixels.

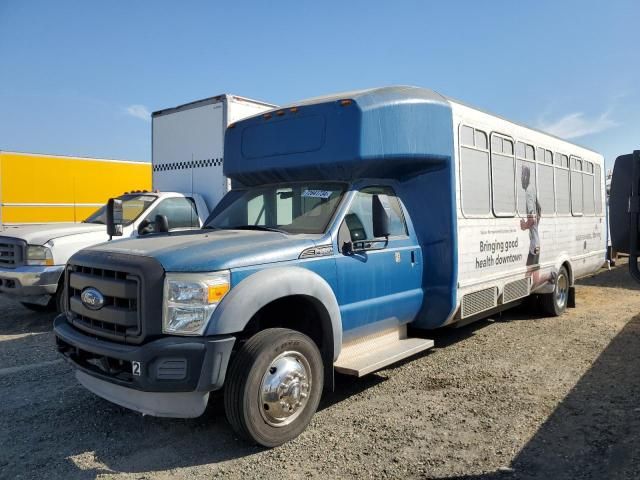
[{"left": 335, "top": 186, "right": 423, "bottom": 336}]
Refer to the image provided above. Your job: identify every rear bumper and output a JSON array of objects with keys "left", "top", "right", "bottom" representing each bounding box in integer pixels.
[
  {"left": 54, "top": 315, "right": 236, "bottom": 417},
  {"left": 0, "top": 265, "right": 62, "bottom": 299}
]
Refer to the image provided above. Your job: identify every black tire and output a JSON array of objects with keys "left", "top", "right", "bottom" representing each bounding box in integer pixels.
[
  {"left": 224, "top": 328, "right": 324, "bottom": 447},
  {"left": 20, "top": 301, "right": 54, "bottom": 313},
  {"left": 54, "top": 286, "right": 65, "bottom": 314},
  {"left": 20, "top": 284, "right": 64, "bottom": 314},
  {"left": 541, "top": 266, "right": 569, "bottom": 316}
]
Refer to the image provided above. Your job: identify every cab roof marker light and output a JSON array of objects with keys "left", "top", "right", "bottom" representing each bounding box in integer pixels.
[
  {"left": 263, "top": 113, "right": 272, "bottom": 119},
  {"left": 339, "top": 99, "right": 353, "bottom": 106},
  {"left": 276, "top": 110, "right": 285, "bottom": 116},
  {"left": 289, "top": 107, "right": 299, "bottom": 113}
]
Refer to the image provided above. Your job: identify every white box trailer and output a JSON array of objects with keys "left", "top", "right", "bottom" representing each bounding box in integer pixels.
[{"left": 152, "top": 94, "right": 277, "bottom": 211}]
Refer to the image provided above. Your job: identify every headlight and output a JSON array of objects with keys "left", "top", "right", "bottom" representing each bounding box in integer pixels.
[
  {"left": 26, "top": 245, "right": 54, "bottom": 266},
  {"left": 162, "top": 271, "right": 231, "bottom": 335}
]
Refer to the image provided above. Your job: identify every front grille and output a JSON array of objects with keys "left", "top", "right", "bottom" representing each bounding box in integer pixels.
[
  {"left": 67, "top": 263, "right": 141, "bottom": 343},
  {"left": 0, "top": 237, "right": 26, "bottom": 268},
  {"left": 64, "top": 249, "right": 165, "bottom": 345}
]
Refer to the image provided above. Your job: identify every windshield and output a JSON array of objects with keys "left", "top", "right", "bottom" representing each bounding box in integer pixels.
[
  {"left": 84, "top": 194, "right": 158, "bottom": 225},
  {"left": 206, "top": 182, "right": 346, "bottom": 234}
]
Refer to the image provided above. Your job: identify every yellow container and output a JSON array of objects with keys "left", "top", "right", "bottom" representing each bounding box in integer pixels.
[{"left": 0, "top": 151, "right": 151, "bottom": 224}]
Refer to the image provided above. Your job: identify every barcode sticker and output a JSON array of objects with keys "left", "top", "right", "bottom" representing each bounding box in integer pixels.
[{"left": 302, "top": 189, "right": 333, "bottom": 199}]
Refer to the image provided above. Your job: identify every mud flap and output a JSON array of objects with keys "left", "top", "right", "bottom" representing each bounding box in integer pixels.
[{"left": 568, "top": 287, "right": 576, "bottom": 308}]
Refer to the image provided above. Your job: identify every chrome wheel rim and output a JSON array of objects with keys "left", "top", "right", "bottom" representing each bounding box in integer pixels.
[
  {"left": 259, "top": 351, "right": 312, "bottom": 427},
  {"left": 555, "top": 272, "right": 568, "bottom": 309}
]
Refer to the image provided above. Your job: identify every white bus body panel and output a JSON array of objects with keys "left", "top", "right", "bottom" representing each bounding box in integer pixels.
[
  {"left": 152, "top": 95, "right": 276, "bottom": 212},
  {"left": 447, "top": 100, "right": 606, "bottom": 323}
]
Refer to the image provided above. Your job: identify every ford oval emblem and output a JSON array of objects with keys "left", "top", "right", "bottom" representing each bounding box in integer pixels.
[{"left": 81, "top": 287, "right": 105, "bottom": 310}]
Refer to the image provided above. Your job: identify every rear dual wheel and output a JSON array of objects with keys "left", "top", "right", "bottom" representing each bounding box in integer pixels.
[
  {"left": 224, "top": 328, "right": 323, "bottom": 447},
  {"left": 541, "top": 266, "right": 569, "bottom": 316}
]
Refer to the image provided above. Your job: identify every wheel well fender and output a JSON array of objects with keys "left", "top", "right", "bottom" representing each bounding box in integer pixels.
[
  {"left": 206, "top": 267, "right": 342, "bottom": 360},
  {"left": 561, "top": 259, "right": 574, "bottom": 285}
]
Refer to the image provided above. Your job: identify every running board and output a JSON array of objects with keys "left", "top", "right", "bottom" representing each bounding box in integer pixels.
[{"left": 334, "top": 325, "right": 434, "bottom": 377}]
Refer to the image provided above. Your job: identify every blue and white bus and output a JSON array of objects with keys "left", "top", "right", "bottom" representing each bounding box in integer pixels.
[{"left": 55, "top": 86, "right": 606, "bottom": 446}]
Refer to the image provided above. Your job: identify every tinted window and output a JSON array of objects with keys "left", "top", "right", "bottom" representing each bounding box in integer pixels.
[
  {"left": 491, "top": 135, "right": 515, "bottom": 216},
  {"left": 571, "top": 170, "right": 583, "bottom": 214},
  {"left": 342, "top": 187, "right": 407, "bottom": 241},
  {"left": 144, "top": 197, "right": 200, "bottom": 229},
  {"left": 583, "top": 172, "right": 595, "bottom": 215},
  {"left": 525, "top": 144, "right": 535, "bottom": 160},
  {"left": 595, "top": 165, "right": 603, "bottom": 214},
  {"left": 207, "top": 182, "right": 346, "bottom": 234},
  {"left": 461, "top": 147, "right": 491, "bottom": 215},
  {"left": 556, "top": 168, "right": 570, "bottom": 214},
  {"left": 517, "top": 160, "right": 537, "bottom": 216},
  {"left": 538, "top": 164, "right": 555, "bottom": 215},
  {"left": 475, "top": 130, "right": 488, "bottom": 150},
  {"left": 461, "top": 126, "right": 475, "bottom": 147},
  {"left": 546, "top": 150, "right": 553, "bottom": 164}
]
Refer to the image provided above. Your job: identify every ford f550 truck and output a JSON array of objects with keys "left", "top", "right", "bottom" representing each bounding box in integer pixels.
[{"left": 54, "top": 87, "right": 606, "bottom": 447}]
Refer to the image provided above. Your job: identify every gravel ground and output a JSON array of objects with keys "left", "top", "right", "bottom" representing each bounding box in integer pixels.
[{"left": 1, "top": 261, "right": 639, "bottom": 480}]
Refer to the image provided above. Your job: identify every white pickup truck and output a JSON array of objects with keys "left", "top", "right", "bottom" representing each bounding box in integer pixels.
[
  {"left": 0, "top": 93, "right": 276, "bottom": 313},
  {"left": 0, "top": 191, "right": 209, "bottom": 312}
]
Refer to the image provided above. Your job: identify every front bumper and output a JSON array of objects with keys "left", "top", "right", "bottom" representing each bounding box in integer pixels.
[
  {"left": 0, "top": 265, "right": 62, "bottom": 299},
  {"left": 54, "top": 315, "right": 236, "bottom": 417}
]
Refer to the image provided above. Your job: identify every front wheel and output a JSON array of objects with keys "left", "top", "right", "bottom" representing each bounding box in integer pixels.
[
  {"left": 224, "top": 328, "right": 323, "bottom": 447},
  {"left": 541, "top": 266, "right": 569, "bottom": 316}
]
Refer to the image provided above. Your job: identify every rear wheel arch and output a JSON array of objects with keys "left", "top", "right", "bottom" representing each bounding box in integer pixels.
[{"left": 561, "top": 260, "right": 574, "bottom": 285}]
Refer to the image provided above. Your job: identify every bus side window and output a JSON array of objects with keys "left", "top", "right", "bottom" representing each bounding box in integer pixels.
[
  {"left": 460, "top": 126, "right": 491, "bottom": 216},
  {"left": 490, "top": 134, "right": 516, "bottom": 217},
  {"left": 582, "top": 161, "right": 595, "bottom": 215},
  {"left": 538, "top": 150, "right": 555, "bottom": 215},
  {"left": 555, "top": 153, "right": 570, "bottom": 215},
  {"left": 570, "top": 157, "right": 583, "bottom": 215},
  {"left": 516, "top": 142, "right": 537, "bottom": 216},
  {"left": 594, "top": 164, "right": 603, "bottom": 214}
]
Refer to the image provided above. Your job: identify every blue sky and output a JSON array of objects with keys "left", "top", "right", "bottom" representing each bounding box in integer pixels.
[{"left": 0, "top": 0, "right": 637, "bottom": 168}]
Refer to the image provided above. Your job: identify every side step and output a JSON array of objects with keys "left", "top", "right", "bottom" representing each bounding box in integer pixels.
[{"left": 334, "top": 325, "right": 434, "bottom": 377}]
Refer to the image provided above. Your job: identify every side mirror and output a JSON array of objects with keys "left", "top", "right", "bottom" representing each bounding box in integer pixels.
[
  {"left": 154, "top": 214, "right": 169, "bottom": 234},
  {"left": 372, "top": 194, "right": 390, "bottom": 239},
  {"left": 106, "top": 198, "right": 123, "bottom": 238}
]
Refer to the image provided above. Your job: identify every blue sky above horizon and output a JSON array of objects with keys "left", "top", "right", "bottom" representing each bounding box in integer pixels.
[{"left": 0, "top": 0, "right": 637, "bottom": 168}]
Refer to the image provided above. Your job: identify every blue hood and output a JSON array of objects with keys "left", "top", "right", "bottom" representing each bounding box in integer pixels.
[{"left": 88, "top": 229, "right": 318, "bottom": 272}]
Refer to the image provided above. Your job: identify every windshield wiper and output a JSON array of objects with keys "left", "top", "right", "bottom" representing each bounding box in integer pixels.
[{"left": 225, "top": 225, "right": 288, "bottom": 234}]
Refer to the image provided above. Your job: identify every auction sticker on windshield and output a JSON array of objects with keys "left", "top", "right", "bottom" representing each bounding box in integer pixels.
[{"left": 302, "top": 189, "right": 333, "bottom": 199}]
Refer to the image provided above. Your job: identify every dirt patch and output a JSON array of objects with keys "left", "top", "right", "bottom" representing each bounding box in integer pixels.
[{"left": 1, "top": 261, "right": 639, "bottom": 479}]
